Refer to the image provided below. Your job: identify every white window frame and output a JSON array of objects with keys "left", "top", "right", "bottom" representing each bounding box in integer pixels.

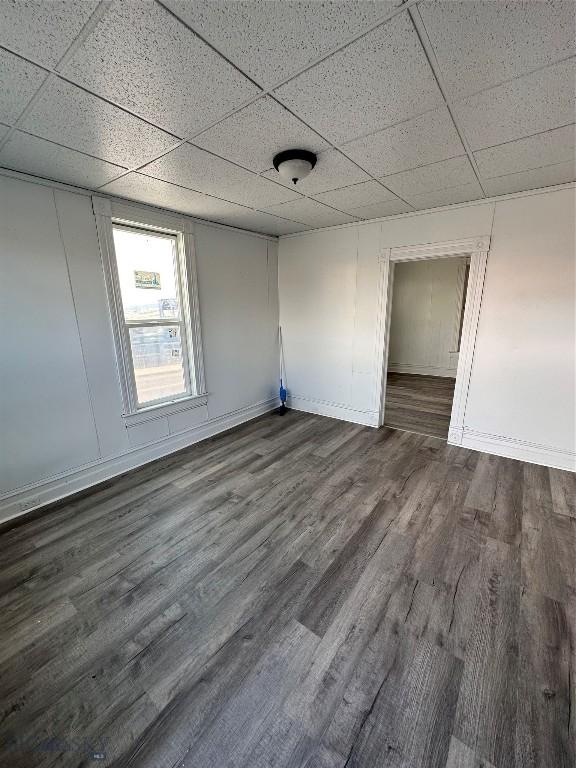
[{"left": 93, "top": 197, "right": 207, "bottom": 424}]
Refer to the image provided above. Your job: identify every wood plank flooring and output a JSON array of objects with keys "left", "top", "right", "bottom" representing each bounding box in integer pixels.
[
  {"left": 384, "top": 372, "right": 456, "bottom": 439},
  {"left": 0, "top": 411, "right": 574, "bottom": 768}
]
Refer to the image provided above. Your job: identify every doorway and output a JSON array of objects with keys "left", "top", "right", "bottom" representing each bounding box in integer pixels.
[
  {"left": 383, "top": 256, "right": 468, "bottom": 438},
  {"left": 377, "top": 237, "right": 490, "bottom": 444}
]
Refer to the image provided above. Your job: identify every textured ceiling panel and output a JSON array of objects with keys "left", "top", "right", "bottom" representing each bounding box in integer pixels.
[
  {"left": 140, "top": 144, "right": 255, "bottom": 197},
  {"left": 0, "top": 0, "right": 99, "bottom": 68},
  {"left": 139, "top": 148, "right": 302, "bottom": 214},
  {"left": 382, "top": 156, "right": 476, "bottom": 198},
  {"left": 482, "top": 161, "right": 576, "bottom": 197},
  {"left": 163, "top": 0, "right": 396, "bottom": 87},
  {"left": 0, "top": 49, "right": 46, "bottom": 124},
  {"left": 60, "top": 1, "right": 260, "bottom": 137},
  {"left": 262, "top": 197, "right": 358, "bottom": 227},
  {"left": 313, "top": 180, "right": 396, "bottom": 212},
  {"left": 474, "top": 125, "right": 576, "bottom": 180},
  {"left": 405, "top": 180, "right": 485, "bottom": 210},
  {"left": 1, "top": 1, "right": 573, "bottom": 235},
  {"left": 349, "top": 199, "right": 413, "bottom": 219},
  {"left": 193, "top": 97, "right": 329, "bottom": 172},
  {"left": 454, "top": 59, "right": 576, "bottom": 150},
  {"left": 275, "top": 13, "right": 443, "bottom": 143},
  {"left": 0, "top": 131, "right": 126, "bottom": 187},
  {"left": 99, "top": 172, "right": 255, "bottom": 220},
  {"left": 199, "top": 208, "right": 312, "bottom": 236},
  {"left": 21, "top": 78, "right": 179, "bottom": 168},
  {"left": 419, "top": 0, "right": 576, "bottom": 101},
  {"left": 216, "top": 175, "right": 301, "bottom": 208},
  {"left": 343, "top": 108, "right": 464, "bottom": 177},
  {"left": 262, "top": 149, "right": 370, "bottom": 195}
]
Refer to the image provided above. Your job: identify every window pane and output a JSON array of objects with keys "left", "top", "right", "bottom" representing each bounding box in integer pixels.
[
  {"left": 113, "top": 226, "right": 180, "bottom": 322},
  {"left": 129, "top": 326, "right": 186, "bottom": 405}
]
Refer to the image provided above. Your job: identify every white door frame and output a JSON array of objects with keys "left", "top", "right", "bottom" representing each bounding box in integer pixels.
[{"left": 375, "top": 236, "right": 491, "bottom": 443}]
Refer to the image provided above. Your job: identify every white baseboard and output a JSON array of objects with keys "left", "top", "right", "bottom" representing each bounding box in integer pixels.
[
  {"left": 450, "top": 427, "right": 575, "bottom": 472},
  {"left": 388, "top": 364, "right": 457, "bottom": 378},
  {"left": 6, "top": 402, "right": 571, "bottom": 526},
  {"left": 288, "top": 394, "right": 379, "bottom": 427},
  {"left": 0, "top": 398, "right": 277, "bottom": 525}
]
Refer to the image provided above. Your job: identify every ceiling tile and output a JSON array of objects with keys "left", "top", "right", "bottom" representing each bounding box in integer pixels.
[
  {"left": 349, "top": 199, "right": 413, "bottom": 220},
  {"left": 217, "top": 176, "right": 300, "bottom": 208},
  {"left": 0, "top": 49, "right": 46, "bottom": 124},
  {"left": 141, "top": 143, "right": 253, "bottom": 196},
  {"left": 193, "top": 97, "right": 329, "bottom": 172},
  {"left": 474, "top": 125, "right": 576, "bottom": 179},
  {"left": 0, "top": 0, "right": 99, "bottom": 68},
  {"left": 454, "top": 59, "right": 576, "bottom": 150},
  {"left": 343, "top": 108, "right": 464, "bottom": 177},
  {"left": 99, "top": 172, "right": 255, "bottom": 221},
  {"left": 0, "top": 131, "right": 126, "bottom": 187},
  {"left": 163, "top": 0, "right": 397, "bottom": 87},
  {"left": 274, "top": 13, "right": 443, "bottom": 143},
  {"left": 482, "top": 161, "right": 576, "bottom": 197},
  {"left": 405, "top": 180, "right": 485, "bottom": 210},
  {"left": 261, "top": 198, "right": 358, "bottom": 228},
  {"left": 258, "top": 219, "right": 313, "bottom": 236},
  {"left": 262, "top": 149, "right": 370, "bottom": 194},
  {"left": 313, "top": 180, "right": 397, "bottom": 212},
  {"left": 382, "top": 156, "right": 476, "bottom": 198},
  {"left": 135, "top": 148, "right": 301, "bottom": 211},
  {"left": 21, "top": 77, "right": 179, "bottom": 168},
  {"left": 60, "top": 1, "right": 260, "bottom": 137},
  {"left": 204, "top": 209, "right": 312, "bottom": 236},
  {"left": 419, "top": 0, "right": 576, "bottom": 101}
]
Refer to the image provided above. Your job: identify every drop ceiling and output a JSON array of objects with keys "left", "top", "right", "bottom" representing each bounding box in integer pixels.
[{"left": 0, "top": 0, "right": 574, "bottom": 236}]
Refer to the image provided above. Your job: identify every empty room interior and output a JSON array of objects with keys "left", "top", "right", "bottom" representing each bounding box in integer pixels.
[{"left": 0, "top": 1, "right": 575, "bottom": 767}]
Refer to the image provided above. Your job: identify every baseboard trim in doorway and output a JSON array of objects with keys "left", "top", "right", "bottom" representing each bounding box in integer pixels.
[
  {"left": 449, "top": 427, "right": 575, "bottom": 471},
  {"left": 384, "top": 424, "right": 447, "bottom": 441},
  {"left": 388, "top": 364, "right": 457, "bottom": 378},
  {"left": 287, "top": 395, "right": 379, "bottom": 427},
  {"left": 0, "top": 398, "right": 278, "bottom": 525}
]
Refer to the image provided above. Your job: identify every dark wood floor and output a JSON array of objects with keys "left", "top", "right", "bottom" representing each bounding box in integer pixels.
[
  {"left": 384, "top": 372, "right": 456, "bottom": 439},
  {"left": 0, "top": 411, "right": 574, "bottom": 768}
]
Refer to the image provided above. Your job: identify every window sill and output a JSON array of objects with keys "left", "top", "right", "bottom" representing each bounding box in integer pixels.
[{"left": 123, "top": 393, "right": 208, "bottom": 428}]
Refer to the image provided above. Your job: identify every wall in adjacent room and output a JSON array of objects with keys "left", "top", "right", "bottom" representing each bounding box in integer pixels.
[
  {"left": 278, "top": 186, "right": 575, "bottom": 470},
  {"left": 388, "top": 257, "right": 467, "bottom": 378},
  {"left": 0, "top": 173, "right": 279, "bottom": 522}
]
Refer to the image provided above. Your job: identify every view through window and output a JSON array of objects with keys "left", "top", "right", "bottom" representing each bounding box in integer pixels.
[{"left": 112, "top": 225, "right": 191, "bottom": 407}]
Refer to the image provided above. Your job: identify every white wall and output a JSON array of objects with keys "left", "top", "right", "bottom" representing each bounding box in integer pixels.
[
  {"left": 0, "top": 174, "right": 279, "bottom": 521},
  {"left": 388, "top": 257, "right": 466, "bottom": 377},
  {"left": 279, "top": 187, "right": 575, "bottom": 470},
  {"left": 195, "top": 223, "right": 279, "bottom": 420},
  {"left": 0, "top": 180, "right": 101, "bottom": 491},
  {"left": 464, "top": 191, "right": 575, "bottom": 461},
  {"left": 279, "top": 203, "right": 493, "bottom": 426}
]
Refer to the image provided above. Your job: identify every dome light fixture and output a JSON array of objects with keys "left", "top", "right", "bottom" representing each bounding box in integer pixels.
[{"left": 273, "top": 149, "right": 317, "bottom": 185}]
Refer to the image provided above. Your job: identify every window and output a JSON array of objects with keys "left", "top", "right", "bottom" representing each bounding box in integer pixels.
[{"left": 94, "top": 199, "right": 205, "bottom": 419}]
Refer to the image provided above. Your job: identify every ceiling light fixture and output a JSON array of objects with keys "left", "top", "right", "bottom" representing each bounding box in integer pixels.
[{"left": 273, "top": 149, "right": 317, "bottom": 185}]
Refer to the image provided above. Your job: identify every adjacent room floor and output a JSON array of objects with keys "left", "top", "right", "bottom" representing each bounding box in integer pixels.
[
  {"left": 384, "top": 372, "right": 456, "bottom": 439},
  {"left": 0, "top": 412, "right": 574, "bottom": 768}
]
